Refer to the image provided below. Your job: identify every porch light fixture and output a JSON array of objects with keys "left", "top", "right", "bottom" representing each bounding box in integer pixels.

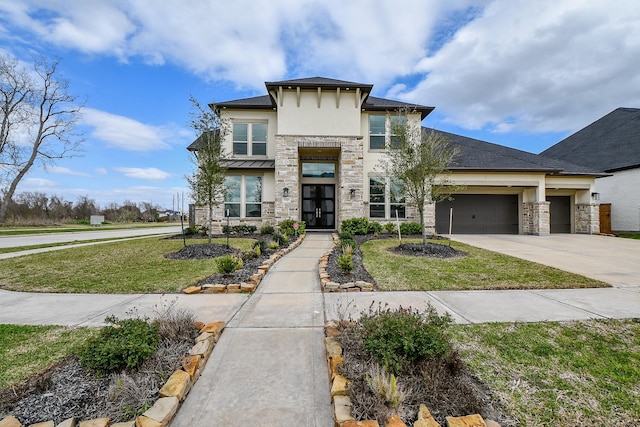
[
  {"left": 591, "top": 192, "right": 600, "bottom": 200},
  {"left": 283, "top": 187, "right": 289, "bottom": 197},
  {"left": 350, "top": 188, "right": 356, "bottom": 198}
]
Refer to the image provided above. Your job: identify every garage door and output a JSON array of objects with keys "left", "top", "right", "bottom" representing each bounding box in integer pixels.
[
  {"left": 547, "top": 196, "right": 571, "bottom": 233},
  {"left": 436, "top": 194, "right": 519, "bottom": 234}
]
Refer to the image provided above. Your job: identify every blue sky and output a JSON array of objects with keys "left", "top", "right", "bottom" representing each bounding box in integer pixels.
[{"left": 1, "top": 0, "right": 639, "bottom": 209}]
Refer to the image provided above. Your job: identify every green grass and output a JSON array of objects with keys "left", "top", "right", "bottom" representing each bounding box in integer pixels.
[
  {"left": 0, "top": 237, "right": 137, "bottom": 254},
  {"left": 0, "top": 324, "right": 96, "bottom": 389},
  {"left": 451, "top": 319, "right": 640, "bottom": 426},
  {"left": 0, "top": 237, "right": 255, "bottom": 293},
  {"left": 361, "top": 238, "right": 608, "bottom": 290},
  {"left": 618, "top": 233, "right": 640, "bottom": 240},
  {"left": 0, "top": 222, "right": 178, "bottom": 236}
]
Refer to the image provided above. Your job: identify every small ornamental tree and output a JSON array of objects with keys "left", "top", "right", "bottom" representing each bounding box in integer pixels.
[
  {"left": 186, "top": 96, "right": 228, "bottom": 244},
  {"left": 378, "top": 109, "right": 463, "bottom": 245}
]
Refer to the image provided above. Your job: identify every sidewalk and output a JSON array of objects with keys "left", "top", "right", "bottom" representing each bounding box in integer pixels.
[{"left": 170, "top": 233, "right": 334, "bottom": 427}]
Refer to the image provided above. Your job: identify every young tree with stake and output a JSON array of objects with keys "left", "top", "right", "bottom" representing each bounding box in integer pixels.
[{"left": 378, "top": 109, "right": 463, "bottom": 245}]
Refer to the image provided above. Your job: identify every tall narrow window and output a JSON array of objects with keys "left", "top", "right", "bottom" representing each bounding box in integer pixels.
[
  {"left": 369, "top": 115, "right": 386, "bottom": 150},
  {"left": 224, "top": 176, "right": 241, "bottom": 217},
  {"left": 390, "top": 178, "right": 406, "bottom": 218},
  {"left": 232, "top": 123, "right": 248, "bottom": 155},
  {"left": 245, "top": 176, "right": 262, "bottom": 218},
  {"left": 369, "top": 177, "right": 386, "bottom": 218},
  {"left": 390, "top": 115, "right": 405, "bottom": 149},
  {"left": 252, "top": 123, "right": 267, "bottom": 156}
]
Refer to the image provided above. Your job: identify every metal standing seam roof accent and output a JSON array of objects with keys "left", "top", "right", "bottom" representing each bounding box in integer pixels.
[{"left": 222, "top": 159, "right": 275, "bottom": 169}]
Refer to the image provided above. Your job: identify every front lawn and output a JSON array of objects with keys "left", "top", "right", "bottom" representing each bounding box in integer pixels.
[
  {"left": 361, "top": 238, "right": 607, "bottom": 291},
  {"left": 0, "top": 237, "right": 255, "bottom": 293},
  {"left": 451, "top": 319, "right": 640, "bottom": 425},
  {"left": 0, "top": 324, "right": 96, "bottom": 389}
]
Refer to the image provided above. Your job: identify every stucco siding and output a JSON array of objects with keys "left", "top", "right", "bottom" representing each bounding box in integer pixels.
[{"left": 596, "top": 168, "right": 640, "bottom": 232}]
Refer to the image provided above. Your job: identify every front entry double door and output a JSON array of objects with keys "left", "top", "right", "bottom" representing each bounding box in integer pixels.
[{"left": 302, "top": 184, "right": 335, "bottom": 229}]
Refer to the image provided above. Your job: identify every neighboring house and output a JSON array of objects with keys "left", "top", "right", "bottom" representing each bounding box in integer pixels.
[
  {"left": 542, "top": 107, "right": 640, "bottom": 232},
  {"left": 189, "top": 77, "right": 603, "bottom": 235}
]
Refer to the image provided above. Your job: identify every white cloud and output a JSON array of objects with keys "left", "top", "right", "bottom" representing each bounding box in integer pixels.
[
  {"left": 114, "top": 167, "right": 171, "bottom": 182},
  {"left": 81, "top": 108, "right": 171, "bottom": 152},
  {"left": 398, "top": 0, "right": 640, "bottom": 133},
  {"left": 3, "top": 0, "right": 640, "bottom": 135},
  {"left": 47, "top": 166, "right": 89, "bottom": 177},
  {"left": 21, "top": 177, "right": 56, "bottom": 188},
  {"left": 95, "top": 168, "right": 108, "bottom": 175}
]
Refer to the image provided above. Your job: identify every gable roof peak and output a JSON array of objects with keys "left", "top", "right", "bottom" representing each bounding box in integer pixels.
[{"left": 264, "top": 76, "right": 373, "bottom": 91}]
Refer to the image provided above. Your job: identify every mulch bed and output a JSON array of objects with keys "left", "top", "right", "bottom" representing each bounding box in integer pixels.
[{"left": 389, "top": 242, "right": 467, "bottom": 258}]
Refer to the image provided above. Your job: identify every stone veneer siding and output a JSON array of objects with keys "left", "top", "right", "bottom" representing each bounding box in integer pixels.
[
  {"left": 575, "top": 203, "right": 600, "bottom": 234},
  {"left": 275, "top": 136, "right": 300, "bottom": 222},
  {"left": 523, "top": 201, "right": 550, "bottom": 235},
  {"left": 338, "top": 137, "right": 365, "bottom": 226}
]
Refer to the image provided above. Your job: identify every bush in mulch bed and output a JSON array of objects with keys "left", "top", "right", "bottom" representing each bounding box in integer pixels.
[
  {"left": 0, "top": 301, "right": 198, "bottom": 425},
  {"left": 335, "top": 303, "right": 515, "bottom": 426},
  {"left": 389, "top": 242, "right": 467, "bottom": 258}
]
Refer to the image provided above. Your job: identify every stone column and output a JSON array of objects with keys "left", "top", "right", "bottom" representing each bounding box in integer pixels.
[
  {"left": 575, "top": 203, "right": 599, "bottom": 234},
  {"left": 523, "top": 201, "right": 550, "bottom": 235},
  {"left": 274, "top": 136, "right": 300, "bottom": 222},
  {"left": 338, "top": 137, "right": 364, "bottom": 226}
]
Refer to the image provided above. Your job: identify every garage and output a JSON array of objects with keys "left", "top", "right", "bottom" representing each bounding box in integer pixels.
[
  {"left": 547, "top": 196, "right": 571, "bottom": 233},
  {"left": 436, "top": 194, "right": 519, "bottom": 234}
]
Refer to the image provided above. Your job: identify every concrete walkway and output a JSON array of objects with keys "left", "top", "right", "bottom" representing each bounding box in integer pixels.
[{"left": 170, "top": 233, "right": 334, "bottom": 427}]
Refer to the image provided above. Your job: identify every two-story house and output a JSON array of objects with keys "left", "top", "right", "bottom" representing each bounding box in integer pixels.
[{"left": 189, "top": 77, "right": 603, "bottom": 235}]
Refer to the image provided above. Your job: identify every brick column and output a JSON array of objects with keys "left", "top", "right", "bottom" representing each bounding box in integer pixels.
[
  {"left": 339, "top": 137, "right": 364, "bottom": 226},
  {"left": 274, "top": 136, "right": 299, "bottom": 222},
  {"left": 523, "top": 201, "right": 550, "bottom": 235}
]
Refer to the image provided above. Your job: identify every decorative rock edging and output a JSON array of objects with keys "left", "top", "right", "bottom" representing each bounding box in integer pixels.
[
  {"left": 318, "top": 233, "right": 374, "bottom": 293},
  {"left": 182, "top": 233, "right": 306, "bottom": 295},
  {"left": 323, "top": 321, "right": 502, "bottom": 427},
  {"left": 0, "top": 321, "right": 227, "bottom": 427}
]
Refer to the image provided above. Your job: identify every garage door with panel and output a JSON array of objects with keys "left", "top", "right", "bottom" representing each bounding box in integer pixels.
[
  {"left": 547, "top": 196, "right": 571, "bottom": 233},
  {"left": 436, "top": 194, "right": 519, "bottom": 234}
]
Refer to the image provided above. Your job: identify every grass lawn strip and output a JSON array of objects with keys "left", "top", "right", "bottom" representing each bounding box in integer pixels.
[
  {"left": 451, "top": 319, "right": 640, "bottom": 425},
  {"left": 361, "top": 238, "right": 607, "bottom": 291},
  {"left": 0, "top": 324, "right": 96, "bottom": 389},
  {"left": 0, "top": 237, "right": 255, "bottom": 293},
  {"left": 0, "top": 236, "right": 153, "bottom": 254},
  {"left": 0, "top": 223, "right": 177, "bottom": 236}
]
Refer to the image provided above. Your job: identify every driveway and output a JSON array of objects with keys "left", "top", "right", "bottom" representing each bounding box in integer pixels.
[{"left": 451, "top": 234, "right": 640, "bottom": 290}]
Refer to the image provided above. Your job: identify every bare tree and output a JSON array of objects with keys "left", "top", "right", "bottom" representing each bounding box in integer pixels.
[
  {"left": 186, "top": 96, "right": 228, "bottom": 243},
  {"left": 0, "top": 54, "right": 84, "bottom": 223},
  {"left": 378, "top": 109, "right": 463, "bottom": 245}
]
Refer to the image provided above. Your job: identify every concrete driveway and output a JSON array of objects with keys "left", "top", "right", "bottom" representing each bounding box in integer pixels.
[{"left": 451, "top": 234, "right": 640, "bottom": 290}]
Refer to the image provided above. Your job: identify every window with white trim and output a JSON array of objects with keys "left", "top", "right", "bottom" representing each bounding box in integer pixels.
[
  {"left": 224, "top": 175, "right": 262, "bottom": 218},
  {"left": 369, "top": 114, "right": 405, "bottom": 150},
  {"left": 369, "top": 177, "right": 406, "bottom": 219},
  {"left": 232, "top": 122, "right": 267, "bottom": 156}
]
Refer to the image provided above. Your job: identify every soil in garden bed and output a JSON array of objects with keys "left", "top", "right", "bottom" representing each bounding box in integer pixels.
[
  {"left": 336, "top": 323, "right": 517, "bottom": 426},
  {"left": 389, "top": 242, "right": 467, "bottom": 258},
  {"left": 164, "top": 241, "right": 277, "bottom": 286}
]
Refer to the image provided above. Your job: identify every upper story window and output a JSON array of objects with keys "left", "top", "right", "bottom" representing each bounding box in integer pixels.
[
  {"left": 233, "top": 122, "right": 267, "bottom": 156},
  {"left": 369, "top": 114, "right": 406, "bottom": 150},
  {"left": 302, "top": 162, "right": 335, "bottom": 178}
]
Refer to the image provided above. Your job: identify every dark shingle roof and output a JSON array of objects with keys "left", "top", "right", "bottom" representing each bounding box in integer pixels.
[
  {"left": 541, "top": 108, "right": 640, "bottom": 172},
  {"left": 213, "top": 77, "right": 433, "bottom": 119},
  {"left": 434, "top": 129, "right": 604, "bottom": 175}
]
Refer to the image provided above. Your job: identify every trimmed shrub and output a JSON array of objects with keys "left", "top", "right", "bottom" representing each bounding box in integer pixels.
[
  {"left": 260, "top": 225, "right": 275, "bottom": 235},
  {"left": 337, "top": 254, "right": 354, "bottom": 273},
  {"left": 76, "top": 315, "right": 160, "bottom": 373},
  {"left": 252, "top": 239, "right": 267, "bottom": 253},
  {"left": 399, "top": 221, "right": 422, "bottom": 235},
  {"left": 272, "top": 232, "right": 287, "bottom": 247},
  {"left": 278, "top": 219, "right": 305, "bottom": 237},
  {"left": 383, "top": 222, "right": 397, "bottom": 234},
  {"left": 359, "top": 304, "right": 452, "bottom": 375},
  {"left": 341, "top": 217, "right": 382, "bottom": 235},
  {"left": 215, "top": 255, "right": 243, "bottom": 273}
]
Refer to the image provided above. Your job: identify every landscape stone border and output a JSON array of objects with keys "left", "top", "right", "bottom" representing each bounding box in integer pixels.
[
  {"left": 318, "top": 233, "right": 374, "bottom": 293},
  {"left": 181, "top": 233, "right": 306, "bottom": 295},
  {"left": 0, "top": 321, "right": 227, "bottom": 427},
  {"left": 323, "top": 321, "right": 502, "bottom": 427}
]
